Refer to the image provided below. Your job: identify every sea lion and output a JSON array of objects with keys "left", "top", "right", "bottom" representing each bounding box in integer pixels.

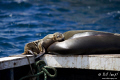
[
  {"left": 63, "top": 30, "right": 114, "bottom": 40},
  {"left": 69, "top": 31, "right": 114, "bottom": 39},
  {"left": 47, "top": 31, "right": 120, "bottom": 55},
  {"left": 22, "top": 32, "right": 64, "bottom": 57}
]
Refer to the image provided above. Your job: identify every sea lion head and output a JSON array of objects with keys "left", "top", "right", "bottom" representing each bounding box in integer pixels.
[{"left": 53, "top": 32, "right": 64, "bottom": 41}]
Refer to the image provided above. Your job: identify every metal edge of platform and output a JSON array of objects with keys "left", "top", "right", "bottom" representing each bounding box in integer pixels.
[
  {"left": 0, "top": 54, "right": 35, "bottom": 70},
  {"left": 41, "top": 54, "right": 120, "bottom": 71}
]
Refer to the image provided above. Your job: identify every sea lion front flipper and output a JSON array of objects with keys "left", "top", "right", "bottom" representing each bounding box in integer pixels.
[{"left": 28, "top": 50, "right": 36, "bottom": 56}]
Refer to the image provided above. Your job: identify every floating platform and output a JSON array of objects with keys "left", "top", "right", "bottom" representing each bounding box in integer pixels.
[
  {"left": 0, "top": 55, "right": 35, "bottom": 80},
  {"left": 0, "top": 55, "right": 35, "bottom": 70},
  {"left": 41, "top": 54, "right": 120, "bottom": 71},
  {"left": 0, "top": 54, "right": 120, "bottom": 80}
]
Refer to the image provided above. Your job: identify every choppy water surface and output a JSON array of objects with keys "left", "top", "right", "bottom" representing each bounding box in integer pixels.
[{"left": 0, "top": 0, "right": 120, "bottom": 57}]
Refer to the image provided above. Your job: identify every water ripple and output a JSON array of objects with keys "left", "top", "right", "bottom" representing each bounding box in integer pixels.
[{"left": 0, "top": 1, "right": 32, "bottom": 10}]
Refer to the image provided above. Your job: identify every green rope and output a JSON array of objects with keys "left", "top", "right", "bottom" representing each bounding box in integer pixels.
[{"left": 19, "top": 60, "right": 57, "bottom": 80}]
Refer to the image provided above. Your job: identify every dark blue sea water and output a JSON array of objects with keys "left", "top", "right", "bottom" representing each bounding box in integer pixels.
[{"left": 0, "top": 0, "right": 120, "bottom": 57}]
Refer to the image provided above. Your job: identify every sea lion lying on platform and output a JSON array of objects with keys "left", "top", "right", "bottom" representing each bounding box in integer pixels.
[
  {"left": 22, "top": 32, "right": 64, "bottom": 57},
  {"left": 63, "top": 30, "right": 115, "bottom": 40},
  {"left": 47, "top": 30, "right": 120, "bottom": 55},
  {"left": 69, "top": 31, "right": 114, "bottom": 39}
]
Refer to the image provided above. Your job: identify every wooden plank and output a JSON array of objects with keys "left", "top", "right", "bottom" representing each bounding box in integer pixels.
[
  {"left": 41, "top": 54, "right": 120, "bottom": 71},
  {"left": 0, "top": 55, "right": 35, "bottom": 70}
]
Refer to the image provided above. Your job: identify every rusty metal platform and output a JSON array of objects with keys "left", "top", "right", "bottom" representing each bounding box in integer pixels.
[{"left": 41, "top": 54, "right": 120, "bottom": 71}]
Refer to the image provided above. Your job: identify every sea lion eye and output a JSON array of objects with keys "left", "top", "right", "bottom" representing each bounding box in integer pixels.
[{"left": 54, "top": 34, "right": 55, "bottom": 36}]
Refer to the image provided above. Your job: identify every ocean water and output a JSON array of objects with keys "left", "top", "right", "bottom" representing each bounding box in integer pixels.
[{"left": 0, "top": 0, "right": 120, "bottom": 57}]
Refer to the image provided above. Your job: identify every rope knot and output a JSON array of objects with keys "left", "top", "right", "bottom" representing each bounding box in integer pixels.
[{"left": 19, "top": 60, "right": 57, "bottom": 80}]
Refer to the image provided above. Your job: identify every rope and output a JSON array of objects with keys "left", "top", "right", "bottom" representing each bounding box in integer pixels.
[
  {"left": 19, "top": 60, "right": 57, "bottom": 80},
  {"left": 26, "top": 56, "right": 34, "bottom": 75}
]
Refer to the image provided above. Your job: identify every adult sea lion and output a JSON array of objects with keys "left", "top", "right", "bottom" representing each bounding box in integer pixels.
[
  {"left": 63, "top": 30, "right": 114, "bottom": 40},
  {"left": 69, "top": 31, "right": 114, "bottom": 39},
  {"left": 22, "top": 32, "right": 64, "bottom": 57},
  {"left": 47, "top": 31, "right": 120, "bottom": 55}
]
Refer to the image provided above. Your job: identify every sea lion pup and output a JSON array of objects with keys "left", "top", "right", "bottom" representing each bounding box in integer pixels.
[{"left": 22, "top": 32, "right": 64, "bottom": 57}]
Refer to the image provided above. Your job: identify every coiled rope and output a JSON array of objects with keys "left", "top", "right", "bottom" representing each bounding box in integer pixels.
[{"left": 19, "top": 60, "right": 57, "bottom": 80}]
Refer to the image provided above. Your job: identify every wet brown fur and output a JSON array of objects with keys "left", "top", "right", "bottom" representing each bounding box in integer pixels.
[{"left": 22, "top": 32, "right": 64, "bottom": 55}]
